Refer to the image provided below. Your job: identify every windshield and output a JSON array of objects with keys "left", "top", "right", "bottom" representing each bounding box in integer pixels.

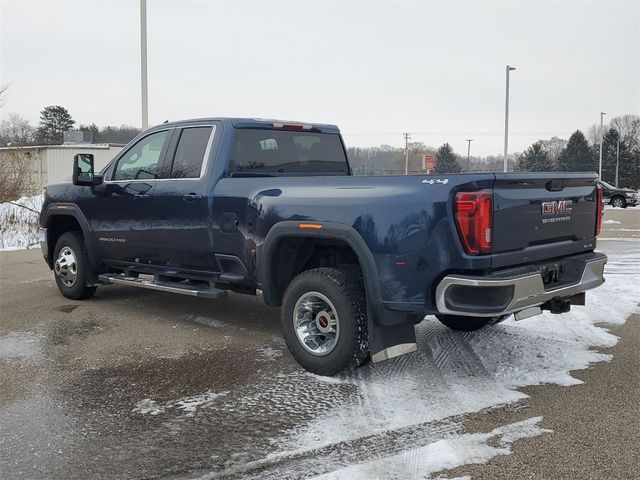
[
  {"left": 599, "top": 180, "right": 615, "bottom": 189},
  {"left": 230, "top": 129, "right": 349, "bottom": 175}
]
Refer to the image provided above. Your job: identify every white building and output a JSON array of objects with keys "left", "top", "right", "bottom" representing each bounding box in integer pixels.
[{"left": 0, "top": 143, "right": 123, "bottom": 189}]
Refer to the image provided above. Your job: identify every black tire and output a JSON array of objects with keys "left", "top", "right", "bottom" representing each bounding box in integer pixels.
[
  {"left": 53, "top": 231, "right": 97, "bottom": 300},
  {"left": 611, "top": 196, "right": 627, "bottom": 208},
  {"left": 281, "top": 266, "right": 369, "bottom": 376},
  {"left": 436, "top": 314, "right": 508, "bottom": 332}
]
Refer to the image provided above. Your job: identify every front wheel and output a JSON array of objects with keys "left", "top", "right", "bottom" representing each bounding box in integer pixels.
[
  {"left": 436, "top": 314, "right": 509, "bottom": 332},
  {"left": 53, "top": 231, "right": 97, "bottom": 300},
  {"left": 281, "top": 266, "right": 369, "bottom": 376},
  {"left": 611, "top": 197, "right": 627, "bottom": 208}
]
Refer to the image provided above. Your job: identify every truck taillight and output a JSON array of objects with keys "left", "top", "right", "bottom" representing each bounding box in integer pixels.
[
  {"left": 455, "top": 190, "right": 492, "bottom": 255},
  {"left": 595, "top": 185, "right": 604, "bottom": 236}
]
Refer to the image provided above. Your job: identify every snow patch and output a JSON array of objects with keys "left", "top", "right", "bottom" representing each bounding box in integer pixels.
[
  {"left": 0, "top": 331, "right": 42, "bottom": 360},
  {"left": 0, "top": 194, "right": 43, "bottom": 250},
  {"left": 132, "top": 399, "right": 165, "bottom": 416},
  {"left": 311, "top": 417, "right": 550, "bottom": 480},
  {"left": 257, "top": 346, "right": 283, "bottom": 361},
  {"left": 602, "top": 219, "right": 621, "bottom": 224},
  {"left": 133, "top": 390, "right": 228, "bottom": 417}
]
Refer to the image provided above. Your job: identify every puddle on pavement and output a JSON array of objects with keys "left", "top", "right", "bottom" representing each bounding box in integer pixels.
[{"left": 54, "top": 304, "right": 80, "bottom": 313}]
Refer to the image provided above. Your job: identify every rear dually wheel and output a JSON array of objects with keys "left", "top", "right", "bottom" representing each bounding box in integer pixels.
[{"left": 281, "top": 266, "right": 369, "bottom": 376}]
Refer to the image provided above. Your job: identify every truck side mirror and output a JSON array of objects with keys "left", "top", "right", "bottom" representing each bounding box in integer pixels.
[{"left": 73, "top": 153, "right": 103, "bottom": 186}]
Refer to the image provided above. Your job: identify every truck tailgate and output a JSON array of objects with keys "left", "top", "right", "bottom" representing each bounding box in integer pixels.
[{"left": 491, "top": 173, "right": 599, "bottom": 267}]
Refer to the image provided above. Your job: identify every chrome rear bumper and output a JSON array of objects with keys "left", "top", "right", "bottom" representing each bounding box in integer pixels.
[{"left": 435, "top": 253, "right": 607, "bottom": 317}]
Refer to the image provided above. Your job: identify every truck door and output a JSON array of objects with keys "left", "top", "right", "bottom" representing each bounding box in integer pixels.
[
  {"left": 87, "top": 129, "right": 173, "bottom": 263},
  {"left": 150, "top": 124, "right": 217, "bottom": 271}
]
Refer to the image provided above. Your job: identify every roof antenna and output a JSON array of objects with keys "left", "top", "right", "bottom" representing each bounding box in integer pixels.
[{"left": 163, "top": 120, "right": 169, "bottom": 124}]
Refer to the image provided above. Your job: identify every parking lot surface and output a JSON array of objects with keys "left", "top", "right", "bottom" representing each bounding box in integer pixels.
[{"left": 1, "top": 207, "right": 638, "bottom": 479}]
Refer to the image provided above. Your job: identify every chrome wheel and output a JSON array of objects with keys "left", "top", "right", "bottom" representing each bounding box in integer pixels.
[
  {"left": 293, "top": 291, "right": 340, "bottom": 356},
  {"left": 54, "top": 246, "right": 78, "bottom": 287},
  {"left": 612, "top": 197, "right": 625, "bottom": 208}
]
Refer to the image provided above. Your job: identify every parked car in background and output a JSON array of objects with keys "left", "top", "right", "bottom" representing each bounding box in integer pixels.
[{"left": 598, "top": 180, "right": 638, "bottom": 208}]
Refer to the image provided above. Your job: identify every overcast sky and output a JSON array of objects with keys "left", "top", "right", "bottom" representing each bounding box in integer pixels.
[{"left": 1, "top": 0, "right": 638, "bottom": 155}]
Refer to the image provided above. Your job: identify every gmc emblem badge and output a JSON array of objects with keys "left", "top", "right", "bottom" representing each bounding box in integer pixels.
[{"left": 542, "top": 200, "right": 573, "bottom": 215}]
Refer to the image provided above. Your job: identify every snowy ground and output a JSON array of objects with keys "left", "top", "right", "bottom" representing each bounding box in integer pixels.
[
  {"left": 186, "top": 236, "right": 638, "bottom": 480},
  {"left": 0, "top": 194, "right": 42, "bottom": 251}
]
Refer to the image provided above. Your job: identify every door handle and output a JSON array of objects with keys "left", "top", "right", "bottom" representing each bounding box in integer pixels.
[
  {"left": 183, "top": 193, "right": 202, "bottom": 202},
  {"left": 133, "top": 193, "right": 149, "bottom": 200}
]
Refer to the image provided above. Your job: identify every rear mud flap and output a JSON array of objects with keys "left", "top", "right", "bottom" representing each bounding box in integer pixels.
[{"left": 368, "top": 308, "right": 418, "bottom": 363}]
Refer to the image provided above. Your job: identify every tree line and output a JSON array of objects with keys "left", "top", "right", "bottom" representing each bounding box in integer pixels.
[
  {"left": 0, "top": 105, "right": 141, "bottom": 146},
  {"left": 348, "top": 114, "right": 639, "bottom": 190},
  {"left": 515, "top": 115, "right": 639, "bottom": 189}
]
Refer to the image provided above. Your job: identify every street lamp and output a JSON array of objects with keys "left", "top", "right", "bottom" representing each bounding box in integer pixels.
[
  {"left": 466, "top": 139, "right": 473, "bottom": 172},
  {"left": 503, "top": 65, "right": 516, "bottom": 172},
  {"left": 140, "top": 0, "right": 149, "bottom": 130},
  {"left": 598, "top": 111, "right": 606, "bottom": 180}
]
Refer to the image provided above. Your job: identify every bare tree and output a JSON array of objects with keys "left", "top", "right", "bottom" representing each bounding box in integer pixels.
[
  {"left": 610, "top": 114, "right": 640, "bottom": 150},
  {"left": 0, "top": 149, "right": 38, "bottom": 202},
  {"left": 0, "top": 84, "right": 9, "bottom": 108},
  {"left": 0, "top": 113, "right": 36, "bottom": 146},
  {"left": 538, "top": 136, "right": 568, "bottom": 166},
  {"left": 0, "top": 109, "right": 39, "bottom": 201}
]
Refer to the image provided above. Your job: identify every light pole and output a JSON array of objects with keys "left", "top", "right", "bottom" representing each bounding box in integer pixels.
[
  {"left": 598, "top": 112, "right": 606, "bottom": 180},
  {"left": 503, "top": 65, "right": 516, "bottom": 172},
  {"left": 466, "top": 139, "right": 473, "bottom": 172},
  {"left": 140, "top": 0, "right": 149, "bottom": 130},
  {"left": 615, "top": 137, "right": 620, "bottom": 187},
  {"left": 403, "top": 132, "right": 411, "bottom": 175}
]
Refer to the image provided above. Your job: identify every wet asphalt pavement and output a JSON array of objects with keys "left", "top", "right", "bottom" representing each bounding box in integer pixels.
[{"left": 1, "top": 207, "right": 638, "bottom": 480}]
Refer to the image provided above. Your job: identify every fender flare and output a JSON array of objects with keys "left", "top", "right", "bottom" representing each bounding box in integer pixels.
[
  {"left": 42, "top": 203, "right": 98, "bottom": 273},
  {"left": 257, "top": 221, "right": 388, "bottom": 322}
]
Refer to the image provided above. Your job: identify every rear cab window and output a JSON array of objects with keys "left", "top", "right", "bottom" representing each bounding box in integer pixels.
[
  {"left": 169, "top": 126, "right": 214, "bottom": 179},
  {"left": 229, "top": 129, "right": 349, "bottom": 175}
]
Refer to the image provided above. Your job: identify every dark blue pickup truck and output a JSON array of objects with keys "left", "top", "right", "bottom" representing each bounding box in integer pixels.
[{"left": 39, "top": 118, "right": 607, "bottom": 375}]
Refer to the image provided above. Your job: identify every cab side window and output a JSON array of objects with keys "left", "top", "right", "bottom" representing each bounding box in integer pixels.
[
  {"left": 169, "top": 127, "right": 213, "bottom": 179},
  {"left": 113, "top": 130, "right": 169, "bottom": 181}
]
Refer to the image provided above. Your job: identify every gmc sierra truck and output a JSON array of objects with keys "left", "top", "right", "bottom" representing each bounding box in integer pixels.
[{"left": 39, "top": 118, "right": 607, "bottom": 375}]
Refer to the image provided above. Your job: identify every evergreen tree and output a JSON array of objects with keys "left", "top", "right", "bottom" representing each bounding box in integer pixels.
[
  {"left": 601, "top": 128, "right": 639, "bottom": 189},
  {"left": 434, "top": 143, "right": 462, "bottom": 174},
  {"left": 79, "top": 123, "right": 100, "bottom": 143},
  {"left": 557, "top": 130, "right": 596, "bottom": 172},
  {"left": 36, "top": 105, "right": 75, "bottom": 144},
  {"left": 515, "top": 142, "right": 554, "bottom": 172}
]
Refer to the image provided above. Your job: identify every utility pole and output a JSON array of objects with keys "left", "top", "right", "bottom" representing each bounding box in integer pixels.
[
  {"left": 466, "top": 139, "right": 473, "bottom": 172},
  {"left": 140, "top": 0, "right": 149, "bottom": 130},
  {"left": 403, "top": 132, "right": 411, "bottom": 175},
  {"left": 503, "top": 65, "right": 516, "bottom": 172},
  {"left": 615, "top": 137, "right": 620, "bottom": 187},
  {"left": 598, "top": 112, "right": 606, "bottom": 180}
]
